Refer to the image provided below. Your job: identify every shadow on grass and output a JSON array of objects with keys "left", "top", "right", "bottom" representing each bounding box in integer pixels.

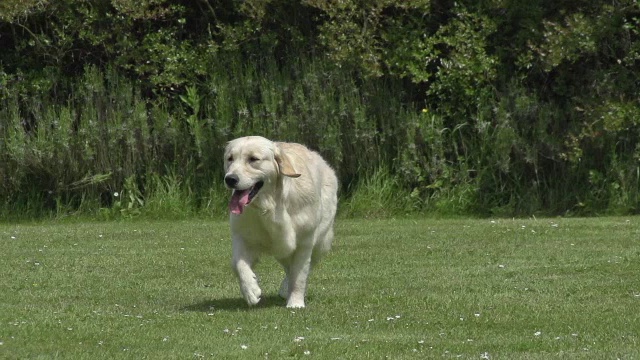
[{"left": 183, "top": 295, "right": 285, "bottom": 312}]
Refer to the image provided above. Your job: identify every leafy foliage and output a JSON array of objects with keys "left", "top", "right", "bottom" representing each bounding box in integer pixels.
[{"left": 1, "top": 0, "right": 639, "bottom": 218}]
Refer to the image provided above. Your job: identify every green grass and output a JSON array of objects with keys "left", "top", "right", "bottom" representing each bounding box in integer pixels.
[{"left": 1, "top": 217, "right": 639, "bottom": 359}]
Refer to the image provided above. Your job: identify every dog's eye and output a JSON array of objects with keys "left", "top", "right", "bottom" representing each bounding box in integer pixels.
[
  {"left": 227, "top": 156, "right": 233, "bottom": 162},
  {"left": 249, "top": 156, "right": 260, "bottom": 162}
]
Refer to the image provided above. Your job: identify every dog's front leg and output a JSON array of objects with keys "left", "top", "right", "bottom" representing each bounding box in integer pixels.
[
  {"left": 286, "top": 245, "right": 314, "bottom": 308},
  {"left": 231, "top": 237, "right": 262, "bottom": 306}
]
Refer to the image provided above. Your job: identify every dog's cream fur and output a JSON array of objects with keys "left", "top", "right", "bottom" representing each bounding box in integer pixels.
[{"left": 224, "top": 136, "right": 338, "bottom": 308}]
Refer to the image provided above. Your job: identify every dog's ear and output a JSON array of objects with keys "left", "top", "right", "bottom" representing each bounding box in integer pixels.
[{"left": 275, "top": 144, "right": 301, "bottom": 178}]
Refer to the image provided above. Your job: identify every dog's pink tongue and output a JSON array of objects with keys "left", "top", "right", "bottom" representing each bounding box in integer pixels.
[{"left": 229, "top": 189, "right": 251, "bottom": 215}]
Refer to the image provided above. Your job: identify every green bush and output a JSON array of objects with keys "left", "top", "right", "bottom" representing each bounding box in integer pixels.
[{"left": 1, "top": 0, "right": 639, "bottom": 218}]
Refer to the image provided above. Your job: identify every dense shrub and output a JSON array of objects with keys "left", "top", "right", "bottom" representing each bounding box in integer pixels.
[{"left": 0, "top": 0, "right": 638, "bottom": 218}]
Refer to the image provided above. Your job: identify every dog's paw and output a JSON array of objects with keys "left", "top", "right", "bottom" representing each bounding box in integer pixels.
[
  {"left": 286, "top": 300, "right": 305, "bottom": 309},
  {"left": 240, "top": 279, "right": 262, "bottom": 306},
  {"left": 286, "top": 293, "right": 305, "bottom": 308}
]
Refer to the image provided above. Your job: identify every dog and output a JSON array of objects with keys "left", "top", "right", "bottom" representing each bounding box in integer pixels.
[{"left": 223, "top": 136, "right": 338, "bottom": 308}]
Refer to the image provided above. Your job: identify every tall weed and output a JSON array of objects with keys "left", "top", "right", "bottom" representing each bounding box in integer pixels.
[
  {"left": 2, "top": 51, "right": 639, "bottom": 219},
  {"left": 340, "top": 167, "right": 411, "bottom": 218}
]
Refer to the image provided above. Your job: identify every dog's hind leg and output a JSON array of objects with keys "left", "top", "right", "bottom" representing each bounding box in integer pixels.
[
  {"left": 276, "top": 255, "right": 295, "bottom": 300},
  {"left": 276, "top": 258, "right": 290, "bottom": 299},
  {"left": 278, "top": 274, "right": 289, "bottom": 299}
]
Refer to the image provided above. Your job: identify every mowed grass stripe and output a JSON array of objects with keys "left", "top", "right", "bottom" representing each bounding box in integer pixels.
[{"left": 1, "top": 218, "right": 638, "bottom": 359}]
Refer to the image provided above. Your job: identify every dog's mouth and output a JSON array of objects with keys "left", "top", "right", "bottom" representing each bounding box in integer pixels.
[{"left": 229, "top": 181, "right": 264, "bottom": 215}]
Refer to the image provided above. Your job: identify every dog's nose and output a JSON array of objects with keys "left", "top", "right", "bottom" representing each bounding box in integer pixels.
[{"left": 225, "top": 174, "right": 239, "bottom": 188}]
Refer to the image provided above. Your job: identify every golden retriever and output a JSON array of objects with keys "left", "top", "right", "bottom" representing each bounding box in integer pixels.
[{"left": 223, "top": 136, "right": 338, "bottom": 308}]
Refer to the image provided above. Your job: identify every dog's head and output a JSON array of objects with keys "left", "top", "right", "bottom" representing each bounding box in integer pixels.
[{"left": 224, "top": 136, "right": 300, "bottom": 215}]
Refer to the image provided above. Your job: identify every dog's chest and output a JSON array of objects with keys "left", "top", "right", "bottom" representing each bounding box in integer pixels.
[{"left": 231, "top": 211, "right": 297, "bottom": 256}]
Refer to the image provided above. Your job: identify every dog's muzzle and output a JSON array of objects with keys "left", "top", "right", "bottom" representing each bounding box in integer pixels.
[{"left": 227, "top": 179, "right": 264, "bottom": 215}]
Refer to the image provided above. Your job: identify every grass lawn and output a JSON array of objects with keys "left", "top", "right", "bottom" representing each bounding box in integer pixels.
[{"left": 1, "top": 217, "right": 639, "bottom": 359}]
